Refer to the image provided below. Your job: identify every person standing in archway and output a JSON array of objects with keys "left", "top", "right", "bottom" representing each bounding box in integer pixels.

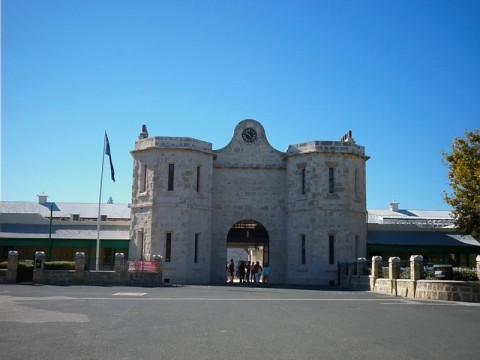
[
  {"left": 245, "top": 261, "right": 251, "bottom": 283},
  {"left": 253, "top": 261, "right": 262, "bottom": 284},
  {"left": 227, "top": 259, "right": 234, "bottom": 283},
  {"left": 237, "top": 261, "right": 246, "bottom": 283},
  {"left": 262, "top": 263, "right": 270, "bottom": 285}
]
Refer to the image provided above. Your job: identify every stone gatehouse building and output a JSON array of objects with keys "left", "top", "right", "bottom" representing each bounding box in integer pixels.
[{"left": 129, "top": 119, "right": 369, "bottom": 285}]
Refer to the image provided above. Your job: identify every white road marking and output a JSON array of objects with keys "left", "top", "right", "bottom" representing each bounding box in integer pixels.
[{"left": 113, "top": 292, "right": 147, "bottom": 296}]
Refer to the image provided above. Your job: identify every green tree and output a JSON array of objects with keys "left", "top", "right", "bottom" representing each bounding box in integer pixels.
[{"left": 443, "top": 129, "right": 480, "bottom": 237}]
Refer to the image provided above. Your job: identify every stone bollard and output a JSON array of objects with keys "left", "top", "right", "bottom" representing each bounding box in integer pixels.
[
  {"left": 114, "top": 253, "right": 125, "bottom": 272},
  {"left": 389, "top": 257, "right": 401, "bottom": 280},
  {"left": 356, "top": 258, "right": 367, "bottom": 276},
  {"left": 476, "top": 255, "right": 480, "bottom": 281},
  {"left": 370, "top": 256, "right": 383, "bottom": 290},
  {"left": 410, "top": 255, "right": 424, "bottom": 281},
  {"left": 152, "top": 255, "right": 163, "bottom": 273},
  {"left": 6, "top": 251, "right": 19, "bottom": 284},
  {"left": 153, "top": 255, "right": 163, "bottom": 286},
  {"left": 33, "top": 251, "right": 46, "bottom": 284},
  {"left": 371, "top": 256, "right": 383, "bottom": 278},
  {"left": 75, "top": 252, "right": 86, "bottom": 281}
]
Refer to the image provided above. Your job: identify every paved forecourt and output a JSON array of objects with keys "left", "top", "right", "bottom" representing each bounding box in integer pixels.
[{"left": 1, "top": 284, "right": 479, "bottom": 360}]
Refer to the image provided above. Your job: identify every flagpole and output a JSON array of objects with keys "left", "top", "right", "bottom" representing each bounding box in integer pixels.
[{"left": 96, "top": 131, "right": 107, "bottom": 271}]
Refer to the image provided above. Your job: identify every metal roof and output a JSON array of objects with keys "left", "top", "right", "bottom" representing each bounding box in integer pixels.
[
  {"left": 368, "top": 230, "right": 480, "bottom": 248},
  {"left": 0, "top": 201, "right": 131, "bottom": 220},
  {"left": 0, "top": 229, "right": 129, "bottom": 240},
  {"left": 367, "top": 209, "right": 455, "bottom": 228}
]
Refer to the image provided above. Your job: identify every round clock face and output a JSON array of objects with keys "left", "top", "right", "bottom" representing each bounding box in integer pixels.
[{"left": 242, "top": 128, "right": 257, "bottom": 143}]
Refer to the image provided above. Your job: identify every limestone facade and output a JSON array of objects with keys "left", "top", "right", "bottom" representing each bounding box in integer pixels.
[{"left": 129, "top": 119, "right": 369, "bottom": 285}]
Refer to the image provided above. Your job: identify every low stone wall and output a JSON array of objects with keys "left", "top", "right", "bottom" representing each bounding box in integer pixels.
[
  {"left": 340, "top": 275, "right": 370, "bottom": 291},
  {"left": 37, "top": 269, "right": 163, "bottom": 287},
  {"left": 415, "top": 280, "right": 480, "bottom": 302},
  {"left": 341, "top": 255, "right": 480, "bottom": 303},
  {"left": 1, "top": 251, "right": 164, "bottom": 287},
  {"left": 0, "top": 269, "right": 7, "bottom": 284}
]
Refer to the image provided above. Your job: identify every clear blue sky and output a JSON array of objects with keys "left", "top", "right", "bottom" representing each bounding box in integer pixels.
[{"left": 2, "top": 0, "right": 479, "bottom": 210}]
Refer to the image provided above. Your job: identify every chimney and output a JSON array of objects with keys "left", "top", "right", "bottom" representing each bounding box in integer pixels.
[
  {"left": 139, "top": 124, "right": 149, "bottom": 139},
  {"left": 389, "top": 201, "right": 399, "bottom": 212},
  {"left": 37, "top": 193, "right": 48, "bottom": 204}
]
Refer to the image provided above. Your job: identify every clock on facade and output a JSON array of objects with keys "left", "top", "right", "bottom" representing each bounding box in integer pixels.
[{"left": 242, "top": 128, "right": 257, "bottom": 143}]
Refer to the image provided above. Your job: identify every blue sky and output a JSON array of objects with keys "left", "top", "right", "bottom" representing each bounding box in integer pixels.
[{"left": 2, "top": 0, "right": 479, "bottom": 210}]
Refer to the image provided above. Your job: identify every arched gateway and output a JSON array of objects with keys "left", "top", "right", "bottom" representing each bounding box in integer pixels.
[
  {"left": 129, "top": 119, "right": 369, "bottom": 285},
  {"left": 227, "top": 219, "right": 269, "bottom": 266}
]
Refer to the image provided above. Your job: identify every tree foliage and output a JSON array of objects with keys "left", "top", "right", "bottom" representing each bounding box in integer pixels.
[{"left": 443, "top": 129, "right": 480, "bottom": 237}]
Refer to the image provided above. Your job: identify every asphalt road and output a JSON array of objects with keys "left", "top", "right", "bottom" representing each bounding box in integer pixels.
[{"left": 1, "top": 284, "right": 479, "bottom": 360}]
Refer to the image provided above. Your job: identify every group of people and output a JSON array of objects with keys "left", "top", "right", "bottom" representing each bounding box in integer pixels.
[{"left": 226, "top": 259, "right": 271, "bottom": 284}]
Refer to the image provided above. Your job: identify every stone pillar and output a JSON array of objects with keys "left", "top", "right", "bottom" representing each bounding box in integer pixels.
[
  {"left": 153, "top": 254, "right": 163, "bottom": 285},
  {"left": 389, "top": 257, "right": 401, "bottom": 280},
  {"left": 371, "top": 256, "right": 383, "bottom": 278},
  {"left": 33, "top": 251, "right": 45, "bottom": 284},
  {"left": 356, "top": 258, "right": 367, "bottom": 276},
  {"left": 114, "top": 253, "right": 125, "bottom": 272},
  {"left": 476, "top": 255, "right": 480, "bottom": 281},
  {"left": 410, "top": 255, "right": 424, "bottom": 281},
  {"left": 74, "top": 252, "right": 85, "bottom": 281},
  {"left": 6, "top": 250, "right": 19, "bottom": 284}
]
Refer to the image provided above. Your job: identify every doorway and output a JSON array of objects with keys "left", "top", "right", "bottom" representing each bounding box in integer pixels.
[{"left": 226, "top": 219, "right": 269, "bottom": 266}]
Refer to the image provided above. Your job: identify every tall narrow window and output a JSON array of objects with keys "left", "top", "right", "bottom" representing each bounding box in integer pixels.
[
  {"left": 137, "top": 230, "right": 144, "bottom": 260},
  {"left": 196, "top": 166, "right": 200, "bottom": 193},
  {"left": 194, "top": 233, "right": 199, "bottom": 263},
  {"left": 301, "top": 234, "right": 306, "bottom": 264},
  {"left": 165, "top": 232, "right": 172, "bottom": 262},
  {"left": 328, "top": 167, "right": 335, "bottom": 193},
  {"left": 301, "top": 168, "right": 306, "bottom": 194},
  {"left": 140, "top": 164, "right": 147, "bottom": 193},
  {"left": 354, "top": 168, "right": 359, "bottom": 198},
  {"left": 355, "top": 235, "right": 359, "bottom": 259},
  {"left": 168, "top": 164, "right": 174, "bottom": 191},
  {"left": 328, "top": 234, "right": 335, "bottom": 264}
]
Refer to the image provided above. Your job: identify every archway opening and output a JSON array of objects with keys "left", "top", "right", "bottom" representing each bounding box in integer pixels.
[{"left": 226, "top": 219, "right": 269, "bottom": 270}]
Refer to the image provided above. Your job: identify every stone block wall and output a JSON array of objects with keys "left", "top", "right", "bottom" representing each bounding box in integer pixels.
[
  {"left": 415, "top": 281, "right": 480, "bottom": 302},
  {"left": 0, "top": 269, "right": 7, "bottom": 284},
  {"left": 340, "top": 255, "right": 480, "bottom": 303},
  {"left": 2, "top": 252, "right": 164, "bottom": 287}
]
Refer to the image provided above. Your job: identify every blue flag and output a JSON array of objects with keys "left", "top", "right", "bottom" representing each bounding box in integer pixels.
[{"left": 105, "top": 133, "right": 115, "bottom": 182}]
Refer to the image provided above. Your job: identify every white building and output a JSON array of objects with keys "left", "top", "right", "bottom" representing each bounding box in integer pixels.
[{"left": 128, "top": 119, "right": 369, "bottom": 285}]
